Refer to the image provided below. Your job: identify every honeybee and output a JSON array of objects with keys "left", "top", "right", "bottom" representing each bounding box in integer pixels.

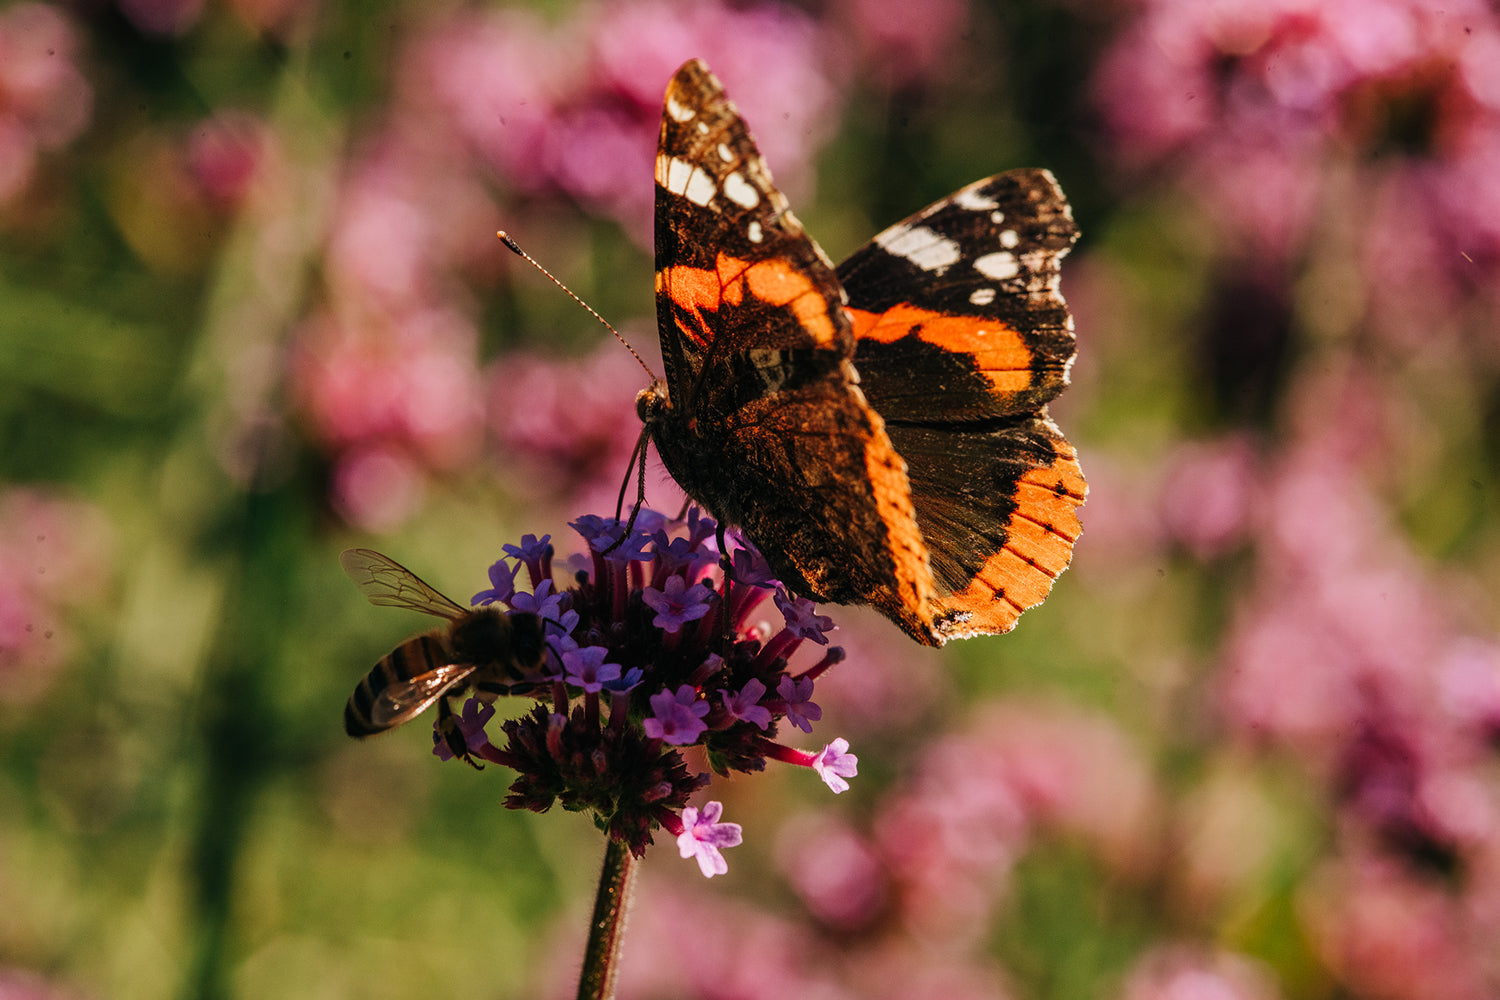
[{"left": 341, "top": 548, "right": 547, "bottom": 762}]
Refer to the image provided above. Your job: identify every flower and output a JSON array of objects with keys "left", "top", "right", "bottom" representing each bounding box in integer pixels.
[
  {"left": 644, "top": 685, "right": 712, "bottom": 744},
  {"left": 641, "top": 575, "right": 714, "bottom": 633},
  {"left": 0, "top": 4, "right": 92, "bottom": 207},
  {"left": 409, "top": 0, "right": 841, "bottom": 244},
  {"left": 471, "top": 558, "right": 522, "bottom": 607},
  {"left": 722, "top": 678, "right": 773, "bottom": 730},
  {"left": 774, "top": 589, "right": 836, "bottom": 645},
  {"left": 812, "top": 738, "right": 859, "bottom": 794},
  {"left": 396, "top": 507, "right": 856, "bottom": 876},
  {"left": 1092, "top": 0, "right": 1500, "bottom": 337},
  {"left": 562, "top": 646, "right": 623, "bottom": 694},
  {"left": 675, "top": 801, "right": 743, "bottom": 878},
  {"left": 777, "top": 674, "right": 823, "bottom": 734},
  {"left": 432, "top": 699, "right": 496, "bottom": 762},
  {"left": 503, "top": 534, "right": 553, "bottom": 587}
]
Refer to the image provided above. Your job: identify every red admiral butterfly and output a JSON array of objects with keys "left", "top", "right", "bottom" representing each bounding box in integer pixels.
[{"left": 637, "top": 59, "right": 1085, "bottom": 646}]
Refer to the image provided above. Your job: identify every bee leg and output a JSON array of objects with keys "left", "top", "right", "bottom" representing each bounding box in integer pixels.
[{"left": 436, "top": 697, "right": 484, "bottom": 770}]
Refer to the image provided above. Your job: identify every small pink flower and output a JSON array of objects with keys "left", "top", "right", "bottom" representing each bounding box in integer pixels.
[
  {"left": 722, "top": 678, "right": 772, "bottom": 730},
  {"left": 777, "top": 674, "right": 822, "bottom": 734},
  {"left": 641, "top": 575, "right": 714, "bottom": 633},
  {"left": 644, "top": 684, "right": 711, "bottom": 745},
  {"left": 676, "top": 801, "right": 743, "bottom": 878},
  {"left": 562, "top": 646, "right": 623, "bottom": 694},
  {"left": 812, "top": 738, "right": 858, "bottom": 794}
]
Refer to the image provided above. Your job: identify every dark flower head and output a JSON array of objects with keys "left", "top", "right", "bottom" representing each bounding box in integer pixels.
[{"left": 434, "top": 507, "right": 857, "bottom": 874}]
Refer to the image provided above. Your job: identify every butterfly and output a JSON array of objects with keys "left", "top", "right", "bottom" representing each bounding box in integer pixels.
[{"left": 636, "top": 59, "right": 1085, "bottom": 646}]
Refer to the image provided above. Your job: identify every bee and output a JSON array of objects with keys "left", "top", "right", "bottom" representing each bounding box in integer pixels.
[{"left": 341, "top": 548, "right": 547, "bottom": 763}]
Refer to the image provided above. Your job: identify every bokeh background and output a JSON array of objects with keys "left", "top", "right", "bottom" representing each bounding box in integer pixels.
[{"left": 4, "top": 0, "right": 1500, "bottom": 998}]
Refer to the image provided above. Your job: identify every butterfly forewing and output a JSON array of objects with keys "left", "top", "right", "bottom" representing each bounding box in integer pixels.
[
  {"left": 654, "top": 59, "right": 853, "bottom": 415},
  {"left": 644, "top": 60, "right": 937, "bottom": 640},
  {"left": 841, "top": 170, "right": 1079, "bottom": 421}
]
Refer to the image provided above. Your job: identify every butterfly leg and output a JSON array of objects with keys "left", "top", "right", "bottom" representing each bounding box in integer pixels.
[
  {"left": 601, "top": 429, "right": 653, "bottom": 557},
  {"left": 716, "top": 520, "right": 735, "bottom": 647}
]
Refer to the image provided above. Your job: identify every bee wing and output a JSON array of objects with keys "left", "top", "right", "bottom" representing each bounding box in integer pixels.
[
  {"left": 370, "top": 663, "right": 477, "bottom": 728},
  {"left": 341, "top": 548, "right": 469, "bottom": 621}
]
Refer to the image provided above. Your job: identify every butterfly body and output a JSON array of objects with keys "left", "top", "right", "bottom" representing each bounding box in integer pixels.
[{"left": 642, "top": 60, "right": 1085, "bottom": 646}]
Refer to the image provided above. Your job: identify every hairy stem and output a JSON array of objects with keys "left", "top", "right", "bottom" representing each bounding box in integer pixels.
[{"left": 576, "top": 838, "right": 638, "bottom": 1000}]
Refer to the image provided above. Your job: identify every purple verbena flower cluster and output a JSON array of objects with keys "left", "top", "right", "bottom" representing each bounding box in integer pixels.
[{"left": 430, "top": 507, "right": 856, "bottom": 876}]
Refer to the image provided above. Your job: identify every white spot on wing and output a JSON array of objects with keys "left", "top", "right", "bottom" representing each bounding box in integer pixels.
[
  {"left": 953, "top": 186, "right": 1001, "bottom": 212},
  {"left": 1000, "top": 229, "right": 1020, "bottom": 248},
  {"left": 991, "top": 211, "right": 1005, "bottom": 224},
  {"left": 747, "top": 220, "right": 763, "bottom": 243},
  {"left": 718, "top": 143, "right": 734, "bottom": 162},
  {"left": 722, "top": 172, "right": 760, "bottom": 209},
  {"left": 875, "top": 224, "right": 961, "bottom": 274},
  {"left": 969, "top": 287, "right": 997, "bottom": 305},
  {"left": 665, "top": 96, "right": 694, "bottom": 123},
  {"left": 662, "top": 157, "right": 717, "bottom": 208},
  {"left": 974, "top": 251, "right": 1020, "bottom": 280}
]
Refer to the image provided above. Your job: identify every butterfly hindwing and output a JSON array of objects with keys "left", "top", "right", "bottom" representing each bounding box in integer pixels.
[{"left": 837, "top": 170, "right": 1085, "bottom": 642}]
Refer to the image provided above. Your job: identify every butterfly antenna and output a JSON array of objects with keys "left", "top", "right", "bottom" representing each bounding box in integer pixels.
[{"left": 497, "top": 232, "right": 656, "bottom": 381}]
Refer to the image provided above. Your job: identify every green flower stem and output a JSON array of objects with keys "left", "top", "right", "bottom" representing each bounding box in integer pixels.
[{"left": 576, "top": 838, "right": 639, "bottom": 1000}]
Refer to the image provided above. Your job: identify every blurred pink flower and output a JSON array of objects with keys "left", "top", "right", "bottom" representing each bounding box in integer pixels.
[
  {"left": 292, "top": 307, "right": 483, "bottom": 464},
  {"left": 1219, "top": 456, "right": 1449, "bottom": 746},
  {"left": 406, "top": 0, "right": 841, "bottom": 243},
  {"left": 0, "top": 488, "right": 112, "bottom": 705},
  {"left": 874, "top": 700, "right": 1157, "bottom": 943},
  {"left": 289, "top": 298, "right": 484, "bottom": 530},
  {"left": 0, "top": 968, "right": 93, "bottom": 1000},
  {"left": 600, "top": 883, "right": 854, "bottom": 1000},
  {"left": 116, "top": 0, "right": 205, "bottom": 36},
  {"left": 1117, "top": 945, "right": 1281, "bottom": 1000},
  {"left": 776, "top": 812, "right": 889, "bottom": 930},
  {"left": 1439, "top": 638, "right": 1500, "bottom": 742},
  {"left": 1302, "top": 855, "right": 1495, "bottom": 999},
  {"left": 184, "top": 110, "right": 273, "bottom": 209},
  {"left": 328, "top": 443, "right": 427, "bottom": 534},
  {"left": 831, "top": 0, "right": 969, "bottom": 91},
  {"left": 486, "top": 340, "right": 680, "bottom": 516},
  {"left": 1330, "top": 692, "right": 1480, "bottom": 873},
  {"left": 322, "top": 141, "right": 494, "bottom": 312},
  {"left": 1157, "top": 435, "right": 1259, "bottom": 560},
  {"left": 0, "top": 3, "right": 92, "bottom": 206},
  {"left": 1093, "top": 0, "right": 1500, "bottom": 303}
]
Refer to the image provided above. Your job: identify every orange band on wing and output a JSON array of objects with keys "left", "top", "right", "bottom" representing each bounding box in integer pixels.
[
  {"left": 848, "top": 304, "right": 1036, "bottom": 395},
  {"left": 860, "top": 405, "right": 935, "bottom": 638},
  {"left": 930, "top": 443, "right": 1085, "bottom": 641},
  {"left": 659, "top": 256, "right": 840, "bottom": 348}
]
